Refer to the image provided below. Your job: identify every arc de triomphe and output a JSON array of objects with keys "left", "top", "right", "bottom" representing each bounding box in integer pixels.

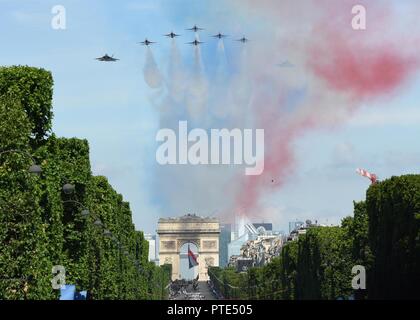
[{"left": 157, "top": 214, "right": 220, "bottom": 281}]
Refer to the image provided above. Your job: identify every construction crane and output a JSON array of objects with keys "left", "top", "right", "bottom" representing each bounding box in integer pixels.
[{"left": 356, "top": 168, "right": 378, "bottom": 185}]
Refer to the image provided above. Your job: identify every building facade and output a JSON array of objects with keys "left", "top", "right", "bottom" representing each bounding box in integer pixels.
[
  {"left": 289, "top": 221, "right": 304, "bottom": 234},
  {"left": 219, "top": 224, "right": 232, "bottom": 267},
  {"left": 144, "top": 234, "right": 159, "bottom": 265},
  {"left": 157, "top": 214, "right": 220, "bottom": 281}
]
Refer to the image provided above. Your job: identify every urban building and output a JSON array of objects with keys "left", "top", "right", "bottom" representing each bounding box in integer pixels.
[
  {"left": 227, "top": 222, "right": 281, "bottom": 269},
  {"left": 228, "top": 232, "right": 255, "bottom": 259},
  {"left": 289, "top": 220, "right": 304, "bottom": 234},
  {"left": 252, "top": 223, "right": 273, "bottom": 232},
  {"left": 144, "top": 234, "right": 159, "bottom": 265},
  {"left": 240, "top": 234, "right": 283, "bottom": 266},
  {"left": 286, "top": 220, "right": 320, "bottom": 241},
  {"left": 219, "top": 224, "right": 232, "bottom": 267}
]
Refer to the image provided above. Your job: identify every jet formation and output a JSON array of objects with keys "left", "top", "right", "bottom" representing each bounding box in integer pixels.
[
  {"left": 165, "top": 31, "right": 180, "bottom": 38},
  {"left": 96, "top": 26, "right": 248, "bottom": 62},
  {"left": 139, "top": 38, "right": 156, "bottom": 46},
  {"left": 213, "top": 33, "right": 228, "bottom": 39},
  {"left": 95, "top": 54, "right": 119, "bottom": 62},
  {"left": 236, "top": 37, "right": 249, "bottom": 43},
  {"left": 187, "top": 39, "right": 204, "bottom": 46},
  {"left": 187, "top": 25, "right": 204, "bottom": 32}
]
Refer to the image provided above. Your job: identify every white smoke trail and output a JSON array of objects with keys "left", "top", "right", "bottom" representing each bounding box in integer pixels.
[
  {"left": 208, "top": 39, "right": 230, "bottom": 119},
  {"left": 185, "top": 45, "right": 208, "bottom": 124},
  {"left": 143, "top": 46, "right": 163, "bottom": 89},
  {"left": 167, "top": 39, "right": 186, "bottom": 104}
]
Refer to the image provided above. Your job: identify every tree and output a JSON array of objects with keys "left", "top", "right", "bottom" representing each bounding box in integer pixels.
[
  {"left": 0, "top": 66, "right": 170, "bottom": 300},
  {"left": 0, "top": 66, "right": 53, "bottom": 146},
  {"left": 366, "top": 175, "right": 420, "bottom": 299}
]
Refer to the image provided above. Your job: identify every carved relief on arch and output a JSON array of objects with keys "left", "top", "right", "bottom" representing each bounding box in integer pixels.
[
  {"left": 161, "top": 240, "right": 176, "bottom": 251},
  {"left": 205, "top": 257, "right": 215, "bottom": 267},
  {"left": 177, "top": 239, "right": 200, "bottom": 251},
  {"left": 202, "top": 240, "right": 217, "bottom": 250}
]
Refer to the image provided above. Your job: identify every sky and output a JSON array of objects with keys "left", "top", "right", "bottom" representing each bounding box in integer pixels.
[{"left": 1, "top": 0, "right": 419, "bottom": 235}]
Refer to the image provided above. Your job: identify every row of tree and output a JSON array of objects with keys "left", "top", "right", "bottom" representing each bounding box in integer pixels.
[
  {"left": 0, "top": 66, "right": 171, "bottom": 299},
  {"left": 209, "top": 175, "right": 420, "bottom": 300}
]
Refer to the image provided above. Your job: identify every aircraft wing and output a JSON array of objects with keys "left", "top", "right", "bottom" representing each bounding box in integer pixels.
[{"left": 187, "top": 27, "right": 204, "bottom": 31}]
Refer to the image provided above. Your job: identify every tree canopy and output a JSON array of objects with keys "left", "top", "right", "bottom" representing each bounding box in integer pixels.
[{"left": 0, "top": 66, "right": 170, "bottom": 300}]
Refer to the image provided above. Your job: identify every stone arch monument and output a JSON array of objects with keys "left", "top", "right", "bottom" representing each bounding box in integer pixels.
[{"left": 157, "top": 214, "right": 220, "bottom": 281}]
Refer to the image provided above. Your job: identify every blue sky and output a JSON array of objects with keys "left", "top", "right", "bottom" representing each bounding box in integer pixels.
[{"left": 1, "top": 0, "right": 419, "bottom": 234}]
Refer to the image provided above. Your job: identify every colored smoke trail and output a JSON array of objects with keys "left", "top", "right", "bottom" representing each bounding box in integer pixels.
[
  {"left": 167, "top": 39, "right": 185, "bottom": 104},
  {"left": 143, "top": 46, "right": 163, "bottom": 89},
  {"left": 211, "top": 39, "right": 231, "bottom": 119},
  {"left": 186, "top": 45, "right": 208, "bottom": 122},
  {"left": 144, "top": 0, "right": 420, "bottom": 223},
  {"left": 226, "top": 0, "right": 420, "bottom": 217}
]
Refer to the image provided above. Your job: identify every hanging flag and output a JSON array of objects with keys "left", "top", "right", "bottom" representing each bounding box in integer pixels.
[{"left": 188, "top": 245, "right": 198, "bottom": 269}]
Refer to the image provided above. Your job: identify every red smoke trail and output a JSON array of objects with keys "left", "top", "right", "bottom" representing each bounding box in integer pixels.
[
  {"left": 308, "top": 28, "right": 419, "bottom": 100},
  {"left": 307, "top": 0, "right": 419, "bottom": 100},
  {"left": 311, "top": 46, "right": 417, "bottom": 99},
  {"left": 231, "top": 0, "right": 420, "bottom": 217}
]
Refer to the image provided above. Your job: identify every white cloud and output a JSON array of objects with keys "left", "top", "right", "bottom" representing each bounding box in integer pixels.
[
  {"left": 348, "top": 107, "right": 420, "bottom": 127},
  {"left": 11, "top": 10, "right": 46, "bottom": 25}
]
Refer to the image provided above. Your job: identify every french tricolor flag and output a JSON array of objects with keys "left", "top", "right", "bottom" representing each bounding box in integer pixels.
[{"left": 188, "top": 245, "right": 198, "bottom": 269}]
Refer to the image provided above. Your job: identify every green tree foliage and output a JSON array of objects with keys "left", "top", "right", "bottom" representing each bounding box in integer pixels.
[
  {"left": 0, "top": 66, "right": 53, "bottom": 145},
  {"left": 280, "top": 240, "right": 298, "bottom": 299},
  {"left": 343, "top": 201, "right": 372, "bottom": 300},
  {"left": 366, "top": 175, "right": 420, "bottom": 299},
  {"left": 211, "top": 176, "right": 419, "bottom": 300},
  {"left": 208, "top": 267, "right": 248, "bottom": 299},
  {"left": 295, "top": 226, "right": 354, "bottom": 300},
  {"left": 0, "top": 66, "right": 170, "bottom": 300}
]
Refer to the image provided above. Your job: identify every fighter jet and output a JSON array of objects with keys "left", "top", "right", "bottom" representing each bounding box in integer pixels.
[
  {"left": 187, "top": 39, "right": 204, "bottom": 46},
  {"left": 95, "top": 54, "right": 119, "bottom": 62},
  {"left": 139, "top": 38, "right": 156, "bottom": 46},
  {"left": 212, "top": 33, "right": 228, "bottom": 39},
  {"left": 187, "top": 25, "right": 204, "bottom": 32},
  {"left": 277, "top": 60, "right": 294, "bottom": 68},
  {"left": 165, "top": 31, "right": 180, "bottom": 38},
  {"left": 237, "top": 37, "right": 249, "bottom": 43}
]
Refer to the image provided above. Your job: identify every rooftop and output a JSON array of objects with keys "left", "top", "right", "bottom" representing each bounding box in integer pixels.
[{"left": 158, "top": 214, "right": 218, "bottom": 223}]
